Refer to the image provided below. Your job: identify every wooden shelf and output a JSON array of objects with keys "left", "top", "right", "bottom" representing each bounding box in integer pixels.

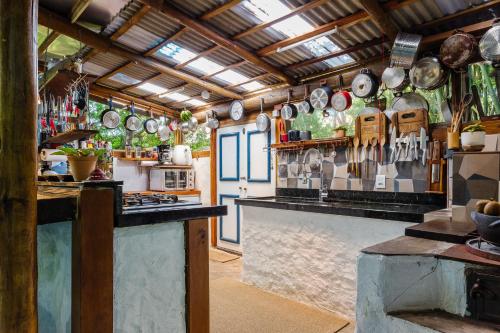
[
  {"left": 43, "top": 129, "right": 98, "bottom": 145},
  {"left": 270, "top": 137, "right": 351, "bottom": 150},
  {"left": 117, "top": 157, "right": 157, "bottom": 161},
  {"left": 153, "top": 164, "right": 193, "bottom": 169}
]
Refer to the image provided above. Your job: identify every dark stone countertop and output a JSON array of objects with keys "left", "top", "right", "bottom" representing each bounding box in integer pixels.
[
  {"left": 116, "top": 204, "right": 227, "bottom": 228},
  {"left": 235, "top": 196, "right": 443, "bottom": 223}
]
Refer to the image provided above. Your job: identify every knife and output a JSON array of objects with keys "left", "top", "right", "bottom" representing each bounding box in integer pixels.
[
  {"left": 389, "top": 126, "right": 397, "bottom": 163},
  {"left": 420, "top": 127, "right": 426, "bottom": 166}
]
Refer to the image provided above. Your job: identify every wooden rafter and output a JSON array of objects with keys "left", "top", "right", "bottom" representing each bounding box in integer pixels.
[
  {"left": 287, "top": 37, "right": 386, "bottom": 70},
  {"left": 140, "top": 0, "right": 296, "bottom": 85},
  {"left": 256, "top": 0, "right": 419, "bottom": 57},
  {"left": 38, "top": 31, "right": 60, "bottom": 55},
  {"left": 143, "top": 27, "right": 188, "bottom": 57},
  {"left": 90, "top": 83, "right": 178, "bottom": 116},
  {"left": 200, "top": 0, "right": 242, "bottom": 20},
  {"left": 111, "top": 4, "right": 151, "bottom": 41},
  {"left": 96, "top": 62, "right": 133, "bottom": 83},
  {"left": 232, "top": 0, "right": 329, "bottom": 40},
  {"left": 70, "top": 0, "right": 93, "bottom": 23},
  {"left": 121, "top": 73, "right": 163, "bottom": 92},
  {"left": 174, "top": 45, "right": 221, "bottom": 70},
  {"left": 359, "top": 0, "right": 399, "bottom": 41},
  {"left": 39, "top": 7, "right": 243, "bottom": 100}
]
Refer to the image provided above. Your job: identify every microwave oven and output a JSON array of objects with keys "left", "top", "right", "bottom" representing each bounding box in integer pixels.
[{"left": 150, "top": 168, "right": 195, "bottom": 191}]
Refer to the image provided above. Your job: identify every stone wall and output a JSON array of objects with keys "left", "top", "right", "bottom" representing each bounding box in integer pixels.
[{"left": 241, "top": 206, "right": 413, "bottom": 319}]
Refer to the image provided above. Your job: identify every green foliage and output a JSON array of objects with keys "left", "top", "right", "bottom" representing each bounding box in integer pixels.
[
  {"left": 183, "top": 125, "right": 211, "bottom": 151},
  {"left": 52, "top": 147, "right": 106, "bottom": 159},
  {"left": 180, "top": 110, "right": 193, "bottom": 122},
  {"left": 333, "top": 125, "right": 348, "bottom": 131},
  {"left": 462, "top": 122, "right": 486, "bottom": 133}
]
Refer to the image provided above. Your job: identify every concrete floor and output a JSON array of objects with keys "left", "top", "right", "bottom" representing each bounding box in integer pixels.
[{"left": 209, "top": 250, "right": 356, "bottom": 333}]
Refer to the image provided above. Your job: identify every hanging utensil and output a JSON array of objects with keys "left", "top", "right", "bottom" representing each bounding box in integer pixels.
[
  {"left": 144, "top": 109, "right": 159, "bottom": 134},
  {"left": 297, "top": 85, "right": 314, "bottom": 114},
  {"left": 409, "top": 57, "right": 449, "bottom": 90},
  {"left": 352, "top": 68, "right": 379, "bottom": 98},
  {"left": 256, "top": 98, "right": 271, "bottom": 132},
  {"left": 331, "top": 75, "right": 352, "bottom": 112},
  {"left": 124, "top": 101, "right": 142, "bottom": 132},
  {"left": 281, "top": 89, "right": 298, "bottom": 120},
  {"left": 420, "top": 127, "right": 427, "bottom": 166},
  {"left": 310, "top": 82, "right": 332, "bottom": 110},
  {"left": 390, "top": 32, "right": 422, "bottom": 69},
  {"left": 382, "top": 66, "right": 409, "bottom": 92},
  {"left": 440, "top": 30, "right": 477, "bottom": 70},
  {"left": 101, "top": 96, "right": 121, "bottom": 129},
  {"left": 479, "top": 19, "right": 500, "bottom": 99},
  {"left": 389, "top": 126, "right": 397, "bottom": 163},
  {"left": 391, "top": 92, "right": 429, "bottom": 112}
]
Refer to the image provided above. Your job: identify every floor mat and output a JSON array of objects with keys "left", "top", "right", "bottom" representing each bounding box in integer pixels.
[
  {"left": 209, "top": 249, "right": 240, "bottom": 263},
  {"left": 210, "top": 277, "right": 349, "bottom": 333}
]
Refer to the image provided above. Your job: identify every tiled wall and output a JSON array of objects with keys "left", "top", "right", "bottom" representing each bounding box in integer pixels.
[{"left": 277, "top": 145, "right": 429, "bottom": 193}]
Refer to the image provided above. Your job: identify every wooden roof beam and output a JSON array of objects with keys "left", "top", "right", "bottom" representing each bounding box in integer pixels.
[
  {"left": 38, "top": 31, "right": 60, "bottom": 55},
  {"left": 257, "top": 0, "right": 419, "bottom": 57},
  {"left": 359, "top": 0, "right": 399, "bottom": 41},
  {"left": 39, "top": 7, "right": 243, "bottom": 100},
  {"left": 200, "top": 0, "right": 242, "bottom": 20},
  {"left": 120, "top": 73, "right": 164, "bottom": 92},
  {"left": 140, "top": 0, "right": 296, "bottom": 85},
  {"left": 232, "top": 0, "right": 329, "bottom": 40},
  {"left": 90, "top": 83, "right": 178, "bottom": 117},
  {"left": 70, "top": 0, "right": 93, "bottom": 23},
  {"left": 96, "top": 62, "right": 133, "bottom": 83},
  {"left": 111, "top": 4, "right": 151, "bottom": 41}
]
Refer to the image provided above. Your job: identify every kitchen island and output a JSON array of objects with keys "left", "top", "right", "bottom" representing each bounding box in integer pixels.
[
  {"left": 235, "top": 189, "right": 445, "bottom": 320},
  {"left": 37, "top": 181, "right": 226, "bottom": 333}
]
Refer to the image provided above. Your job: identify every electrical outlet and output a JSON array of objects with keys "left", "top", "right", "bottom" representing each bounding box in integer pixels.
[{"left": 375, "top": 175, "right": 386, "bottom": 189}]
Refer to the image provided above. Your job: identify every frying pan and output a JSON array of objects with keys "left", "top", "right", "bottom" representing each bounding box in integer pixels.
[
  {"left": 310, "top": 84, "right": 332, "bottom": 110},
  {"left": 297, "top": 85, "right": 314, "bottom": 114},
  {"left": 143, "top": 109, "right": 159, "bottom": 134},
  {"left": 381, "top": 67, "right": 409, "bottom": 91},
  {"left": 124, "top": 102, "right": 142, "bottom": 132},
  {"left": 409, "top": 57, "right": 448, "bottom": 90},
  {"left": 101, "top": 96, "right": 120, "bottom": 129},
  {"left": 256, "top": 98, "right": 271, "bottom": 132},
  {"left": 331, "top": 75, "right": 352, "bottom": 112},
  {"left": 352, "top": 68, "right": 379, "bottom": 98},
  {"left": 281, "top": 90, "right": 298, "bottom": 120},
  {"left": 440, "top": 30, "right": 477, "bottom": 69}
]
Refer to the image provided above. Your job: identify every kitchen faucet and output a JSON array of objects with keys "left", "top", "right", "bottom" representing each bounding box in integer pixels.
[{"left": 302, "top": 148, "right": 328, "bottom": 201}]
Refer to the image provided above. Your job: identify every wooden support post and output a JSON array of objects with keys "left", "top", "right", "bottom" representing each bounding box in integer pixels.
[
  {"left": 0, "top": 1, "right": 38, "bottom": 332},
  {"left": 185, "top": 219, "right": 210, "bottom": 333},
  {"left": 210, "top": 129, "right": 218, "bottom": 247},
  {"left": 72, "top": 187, "right": 114, "bottom": 333}
]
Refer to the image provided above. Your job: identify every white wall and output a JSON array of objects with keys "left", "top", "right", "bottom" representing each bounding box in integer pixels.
[
  {"left": 192, "top": 155, "right": 211, "bottom": 205},
  {"left": 113, "top": 159, "right": 149, "bottom": 192},
  {"left": 241, "top": 206, "right": 414, "bottom": 320}
]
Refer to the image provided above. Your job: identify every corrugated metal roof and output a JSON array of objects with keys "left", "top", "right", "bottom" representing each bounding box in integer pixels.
[{"left": 70, "top": 0, "right": 496, "bottom": 110}]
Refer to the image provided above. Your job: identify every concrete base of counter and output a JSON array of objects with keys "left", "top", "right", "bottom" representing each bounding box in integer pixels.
[{"left": 240, "top": 206, "right": 415, "bottom": 320}]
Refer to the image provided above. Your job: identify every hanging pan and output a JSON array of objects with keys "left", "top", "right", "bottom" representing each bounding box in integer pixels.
[
  {"left": 158, "top": 113, "right": 172, "bottom": 141},
  {"left": 143, "top": 109, "right": 159, "bottom": 134},
  {"left": 440, "top": 30, "right": 477, "bottom": 70},
  {"left": 352, "top": 68, "right": 379, "bottom": 98},
  {"left": 281, "top": 89, "right": 298, "bottom": 120},
  {"left": 256, "top": 98, "right": 271, "bottom": 132},
  {"left": 381, "top": 66, "right": 409, "bottom": 92},
  {"left": 331, "top": 75, "right": 352, "bottom": 112},
  {"left": 297, "top": 85, "right": 314, "bottom": 114},
  {"left": 409, "top": 56, "right": 448, "bottom": 90},
  {"left": 101, "top": 96, "right": 120, "bottom": 129},
  {"left": 124, "top": 101, "right": 142, "bottom": 132},
  {"left": 479, "top": 19, "right": 500, "bottom": 99},
  {"left": 310, "top": 81, "right": 332, "bottom": 110}
]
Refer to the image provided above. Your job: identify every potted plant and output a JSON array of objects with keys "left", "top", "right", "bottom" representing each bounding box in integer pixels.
[
  {"left": 461, "top": 122, "right": 486, "bottom": 150},
  {"left": 52, "top": 147, "right": 106, "bottom": 181},
  {"left": 333, "top": 125, "right": 348, "bottom": 138}
]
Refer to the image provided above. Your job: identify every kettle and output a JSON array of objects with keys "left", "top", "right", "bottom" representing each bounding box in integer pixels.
[{"left": 172, "top": 145, "right": 193, "bottom": 166}]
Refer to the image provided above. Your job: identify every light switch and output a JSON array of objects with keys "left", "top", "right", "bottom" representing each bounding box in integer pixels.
[{"left": 375, "top": 175, "right": 386, "bottom": 189}]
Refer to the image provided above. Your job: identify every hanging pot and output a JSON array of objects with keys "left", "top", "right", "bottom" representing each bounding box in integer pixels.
[
  {"left": 352, "top": 68, "right": 379, "bottom": 98},
  {"left": 391, "top": 92, "right": 429, "bottom": 112},
  {"left": 124, "top": 102, "right": 142, "bottom": 132},
  {"left": 101, "top": 96, "right": 120, "bottom": 129},
  {"left": 180, "top": 121, "right": 190, "bottom": 134},
  {"left": 256, "top": 98, "right": 271, "bottom": 132},
  {"left": 206, "top": 110, "right": 219, "bottom": 129},
  {"left": 409, "top": 57, "right": 448, "bottom": 90},
  {"left": 390, "top": 32, "right": 422, "bottom": 69},
  {"left": 331, "top": 75, "right": 352, "bottom": 112},
  {"left": 479, "top": 19, "right": 500, "bottom": 63},
  {"left": 297, "top": 85, "right": 314, "bottom": 114},
  {"left": 188, "top": 116, "right": 198, "bottom": 130},
  {"left": 281, "top": 89, "right": 298, "bottom": 120},
  {"left": 381, "top": 67, "right": 409, "bottom": 91},
  {"left": 143, "top": 109, "right": 159, "bottom": 134},
  {"left": 440, "top": 30, "right": 477, "bottom": 69},
  {"left": 310, "top": 83, "right": 333, "bottom": 110},
  {"left": 158, "top": 125, "right": 171, "bottom": 141}
]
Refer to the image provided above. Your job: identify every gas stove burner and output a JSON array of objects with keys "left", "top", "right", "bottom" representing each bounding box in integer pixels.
[
  {"left": 465, "top": 238, "right": 500, "bottom": 262},
  {"left": 121, "top": 193, "right": 194, "bottom": 212}
]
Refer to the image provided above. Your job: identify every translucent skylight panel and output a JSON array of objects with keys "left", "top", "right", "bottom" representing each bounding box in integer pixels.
[
  {"left": 303, "top": 36, "right": 354, "bottom": 68},
  {"left": 215, "top": 70, "right": 248, "bottom": 85},
  {"left": 240, "top": 81, "right": 265, "bottom": 91},
  {"left": 109, "top": 73, "right": 141, "bottom": 85},
  {"left": 272, "top": 15, "right": 314, "bottom": 37},
  {"left": 137, "top": 82, "right": 168, "bottom": 95},
  {"left": 185, "top": 99, "right": 206, "bottom": 106},
  {"left": 161, "top": 92, "right": 190, "bottom": 102},
  {"left": 187, "top": 57, "right": 224, "bottom": 75},
  {"left": 158, "top": 43, "right": 197, "bottom": 63},
  {"left": 324, "top": 55, "right": 355, "bottom": 67}
]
